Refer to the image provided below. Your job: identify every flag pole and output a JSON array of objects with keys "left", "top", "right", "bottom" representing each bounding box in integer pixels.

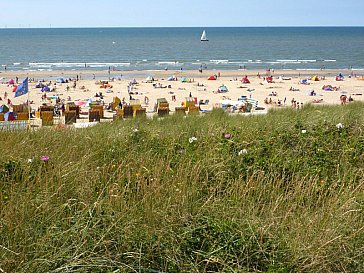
[{"left": 27, "top": 75, "right": 31, "bottom": 131}]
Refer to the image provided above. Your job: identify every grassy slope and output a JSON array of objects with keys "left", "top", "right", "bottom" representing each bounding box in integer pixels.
[{"left": 1, "top": 103, "right": 364, "bottom": 272}]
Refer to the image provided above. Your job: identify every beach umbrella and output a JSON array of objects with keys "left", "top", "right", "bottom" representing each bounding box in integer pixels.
[
  {"left": 75, "top": 101, "right": 87, "bottom": 106},
  {"left": 241, "top": 77, "right": 250, "bottom": 84},
  {"left": 0, "top": 105, "right": 9, "bottom": 113},
  {"left": 218, "top": 85, "right": 228, "bottom": 93},
  {"left": 146, "top": 76, "right": 154, "bottom": 82},
  {"left": 208, "top": 75, "right": 217, "bottom": 80},
  {"left": 41, "top": 86, "right": 50, "bottom": 92},
  {"left": 56, "top": 77, "right": 66, "bottom": 83}
]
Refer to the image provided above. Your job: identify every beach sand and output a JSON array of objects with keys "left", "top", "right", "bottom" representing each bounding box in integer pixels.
[{"left": 1, "top": 69, "right": 364, "bottom": 121}]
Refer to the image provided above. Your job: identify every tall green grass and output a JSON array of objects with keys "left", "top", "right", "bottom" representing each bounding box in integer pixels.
[{"left": 1, "top": 103, "right": 364, "bottom": 272}]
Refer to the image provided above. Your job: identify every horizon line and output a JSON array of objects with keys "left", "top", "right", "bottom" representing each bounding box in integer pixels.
[{"left": 1, "top": 25, "right": 364, "bottom": 29}]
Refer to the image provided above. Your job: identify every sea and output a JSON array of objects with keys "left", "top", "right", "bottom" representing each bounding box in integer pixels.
[{"left": 0, "top": 27, "right": 364, "bottom": 72}]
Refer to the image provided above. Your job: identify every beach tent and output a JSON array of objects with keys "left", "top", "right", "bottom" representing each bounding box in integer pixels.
[
  {"left": 299, "top": 79, "right": 309, "bottom": 85},
  {"left": 167, "top": 75, "right": 177, "bottom": 81},
  {"left": 4, "top": 112, "right": 15, "bottom": 121},
  {"left": 241, "top": 77, "right": 250, "bottom": 84},
  {"left": 208, "top": 75, "right": 217, "bottom": 80},
  {"left": 84, "top": 98, "right": 93, "bottom": 108},
  {"left": 311, "top": 75, "right": 319, "bottom": 81},
  {"left": 218, "top": 85, "right": 228, "bottom": 93},
  {"left": 56, "top": 77, "right": 66, "bottom": 83},
  {"left": 7, "top": 79, "right": 15, "bottom": 85},
  {"left": 220, "top": 100, "right": 244, "bottom": 109},
  {"left": 181, "top": 77, "right": 189, "bottom": 83},
  {"left": 146, "top": 76, "right": 154, "bottom": 83},
  {"left": 41, "top": 86, "right": 51, "bottom": 92},
  {"left": 0, "top": 105, "right": 9, "bottom": 113}
]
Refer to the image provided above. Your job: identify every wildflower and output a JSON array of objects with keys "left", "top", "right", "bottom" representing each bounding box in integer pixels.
[
  {"left": 224, "top": 133, "right": 231, "bottom": 139},
  {"left": 40, "top": 155, "right": 50, "bottom": 162},
  {"left": 336, "top": 123, "right": 344, "bottom": 129},
  {"left": 189, "top": 137, "right": 197, "bottom": 143},
  {"left": 27, "top": 158, "right": 33, "bottom": 163},
  {"left": 238, "top": 149, "right": 248, "bottom": 156},
  {"left": 132, "top": 128, "right": 139, "bottom": 133},
  {"left": 301, "top": 129, "right": 307, "bottom": 134}
]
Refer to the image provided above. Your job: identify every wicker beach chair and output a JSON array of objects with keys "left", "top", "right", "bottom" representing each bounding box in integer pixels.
[
  {"left": 89, "top": 110, "right": 100, "bottom": 122},
  {"left": 65, "top": 111, "right": 77, "bottom": 124},
  {"left": 158, "top": 107, "right": 169, "bottom": 117},
  {"left": 123, "top": 105, "right": 134, "bottom": 118},
  {"left": 12, "top": 104, "right": 25, "bottom": 115},
  {"left": 135, "top": 108, "right": 146, "bottom": 118},
  {"left": 67, "top": 104, "right": 80, "bottom": 118},
  {"left": 42, "top": 111, "right": 54, "bottom": 126},
  {"left": 188, "top": 106, "right": 200, "bottom": 115},
  {"left": 175, "top": 107, "right": 186, "bottom": 115},
  {"left": 91, "top": 105, "right": 104, "bottom": 119},
  {"left": 16, "top": 112, "right": 29, "bottom": 121}
]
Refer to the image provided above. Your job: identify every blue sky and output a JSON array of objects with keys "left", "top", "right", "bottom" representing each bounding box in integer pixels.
[{"left": 1, "top": 0, "right": 364, "bottom": 28}]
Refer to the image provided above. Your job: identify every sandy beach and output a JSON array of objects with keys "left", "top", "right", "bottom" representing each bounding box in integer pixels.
[{"left": 1, "top": 69, "right": 364, "bottom": 121}]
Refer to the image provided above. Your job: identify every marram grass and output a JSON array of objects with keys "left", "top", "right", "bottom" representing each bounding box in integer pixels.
[{"left": 1, "top": 103, "right": 364, "bottom": 272}]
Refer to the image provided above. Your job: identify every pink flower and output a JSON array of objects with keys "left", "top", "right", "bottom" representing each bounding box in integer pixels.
[
  {"left": 224, "top": 134, "right": 231, "bottom": 139},
  {"left": 40, "top": 155, "right": 50, "bottom": 161}
]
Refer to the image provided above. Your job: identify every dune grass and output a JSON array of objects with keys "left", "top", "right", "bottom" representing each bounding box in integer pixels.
[{"left": 1, "top": 103, "right": 364, "bottom": 272}]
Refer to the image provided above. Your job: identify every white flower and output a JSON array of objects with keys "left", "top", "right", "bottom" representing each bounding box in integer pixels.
[
  {"left": 27, "top": 159, "right": 33, "bottom": 163},
  {"left": 301, "top": 129, "right": 307, "bottom": 134},
  {"left": 132, "top": 128, "right": 139, "bottom": 133},
  {"left": 336, "top": 123, "right": 344, "bottom": 129},
  {"left": 189, "top": 137, "right": 197, "bottom": 143},
  {"left": 238, "top": 149, "right": 248, "bottom": 156}
]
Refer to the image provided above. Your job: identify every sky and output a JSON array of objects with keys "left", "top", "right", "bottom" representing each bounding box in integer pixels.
[{"left": 1, "top": 0, "right": 364, "bottom": 28}]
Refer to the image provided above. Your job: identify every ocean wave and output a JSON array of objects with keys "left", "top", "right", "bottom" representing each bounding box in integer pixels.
[
  {"left": 296, "top": 69, "right": 321, "bottom": 71},
  {"left": 298, "top": 60, "right": 317, "bottom": 63},
  {"left": 29, "top": 62, "right": 131, "bottom": 68},
  {"left": 157, "top": 61, "right": 181, "bottom": 66},
  {"left": 277, "top": 60, "right": 298, "bottom": 63},
  {"left": 324, "top": 60, "right": 337, "bottom": 62},
  {"left": 209, "top": 60, "right": 229, "bottom": 64}
]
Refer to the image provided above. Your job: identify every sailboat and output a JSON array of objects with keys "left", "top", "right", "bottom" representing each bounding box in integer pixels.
[{"left": 201, "top": 30, "right": 208, "bottom": 42}]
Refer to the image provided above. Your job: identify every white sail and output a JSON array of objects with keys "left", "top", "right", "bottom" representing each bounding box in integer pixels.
[{"left": 201, "top": 30, "right": 208, "bottom": 41}]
